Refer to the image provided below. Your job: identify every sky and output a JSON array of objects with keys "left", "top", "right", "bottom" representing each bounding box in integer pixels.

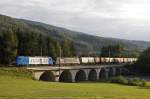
[{"left": 0, "top": 0, "right": 150, "bottom": 41}]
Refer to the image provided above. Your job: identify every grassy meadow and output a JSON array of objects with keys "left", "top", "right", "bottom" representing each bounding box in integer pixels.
[{"left": 0, "top": 67, "right": 150, "bottom": 99}]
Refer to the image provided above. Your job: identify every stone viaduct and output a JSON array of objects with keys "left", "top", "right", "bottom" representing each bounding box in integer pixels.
[{"left": 27, "top": 64, "right": 126, "bottom": 82}]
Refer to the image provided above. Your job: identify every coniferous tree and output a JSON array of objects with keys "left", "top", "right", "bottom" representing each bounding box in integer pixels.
[
  {"left": 101, "top": 45, "right": 124, "bottom": 57},
  {"left": 135, "top": 47, "right": 150, "bottom": 74},
  {"left": 0, "top": 29, "right": 18, "bottom": 64}
]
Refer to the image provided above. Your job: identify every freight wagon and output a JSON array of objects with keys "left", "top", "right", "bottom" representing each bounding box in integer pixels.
[
  {"left": 55, "top": 57, "right": 80, "bottom": 65},
  {"left": 80, "top": 57, "right": 89, "bottom": 64},
  {"left": 80, "top": 57, "right": 137, "bottom": 64},
  {"left": 94, "top": 57, "right": 101, "bottom": 63},
  {"left": 16, "top": 56, "right": 53, "bottom": 65}
]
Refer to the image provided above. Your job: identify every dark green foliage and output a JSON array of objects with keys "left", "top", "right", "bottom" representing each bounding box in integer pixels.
[
  {"left": 61, "top": 38, "right": 76, "bottom": 57},
  {"left": 0, "top": 28, "right": 18, "bottom": 64},
  {"left": 99, "top": 76, "right": 147, "bottom": 87},
  {"left": 135, "top": 47, "right": 150, "bottom": 73},
  {"left": 110, "top": 76, "right": 147, "bottom": 87},
  {"left": 0, "top": 15, "right": 76, "bottom": 64},
  {"left": 15, "top": 27, "right": 62, "bottom": 59},
  {"left": 101, "top": 45, "right": 124, "bottom": 57},
  {"left": 101, "top": 45, "right": 139, "bottom": 57},
  {"left": 128, "top": 77, "right": 146, "bottom": 86},
  {"left": 111, "top": 76, "right": 128, "bottom": 85}
]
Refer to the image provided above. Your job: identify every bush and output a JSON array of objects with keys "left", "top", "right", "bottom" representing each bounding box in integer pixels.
[
  {"left": 111, "top": 76, "right": 128, "bottom": 85},
  {"left": 110, "top": 76, "right": 147, "bottom": 87},
  {"left": 128, "top": 77, "right": 146, "bottom": 86}
]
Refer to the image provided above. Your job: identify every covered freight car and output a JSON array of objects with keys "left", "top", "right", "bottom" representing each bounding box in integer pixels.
[
  {"left": 55, "top": 57, "right": 80, "bottom": 65},
  {"left": 80, "top": 57, "right": 89, "bottom": 64},
  {"left": 94, "top": 57, "right": 101, "bottom": 64},
  {"left": 16, "top": 56, "right": 53, "bottom": 65},
  {"left": 80, "top": 57, "right": 95, "bottom": 64}
]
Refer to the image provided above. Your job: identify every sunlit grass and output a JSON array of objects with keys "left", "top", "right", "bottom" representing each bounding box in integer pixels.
[{"left": 0, "top": 67, "right": 150, "bottom": 99}]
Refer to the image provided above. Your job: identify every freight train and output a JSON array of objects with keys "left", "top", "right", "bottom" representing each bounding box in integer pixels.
[
  {"left": 55, "top": 57, "right": 137, "bottom": 65},
  {"left": 16, "top": 56, "right": 137, "bottom": 66}
]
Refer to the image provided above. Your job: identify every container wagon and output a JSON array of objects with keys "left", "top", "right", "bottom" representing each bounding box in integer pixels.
[
  {"left": 80, "top": 57, "right": 95, "bottom": 64},
  {"left": 55, "top": 57, "right": 80, "bottom": 65},
  {"left": 80, "top": 57, "right": 89, "bottom": 64},
  {"left": 94, "top": 57, "right": 101, "bottom": 64}
]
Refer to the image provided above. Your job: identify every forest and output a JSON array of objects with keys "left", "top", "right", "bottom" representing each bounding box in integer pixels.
[{"left": 0, "top": 15, "right": 75, "bottom": 64}]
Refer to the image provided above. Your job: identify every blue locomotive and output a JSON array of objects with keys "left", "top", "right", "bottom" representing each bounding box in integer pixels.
[{"left": 16, "top": 56, "right": 53, "bottom": 65}]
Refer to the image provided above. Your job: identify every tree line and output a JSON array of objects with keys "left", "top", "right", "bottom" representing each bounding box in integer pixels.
[
  {"left": 0, "top": 26, "right": 76, "bottom": 64},
  {"left": 100, "top": 45, "right": 139, "bottom": 58},
  {"left": 134, "top": 47, "right": 150, "bottom": 74}
]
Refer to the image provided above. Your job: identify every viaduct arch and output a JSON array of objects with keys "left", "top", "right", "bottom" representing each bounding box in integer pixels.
[
  {"left": 99, "top": 68, "right": 107, "bottom": 79},
  {"left": 31, "top": 65, "right": 125, "bottom": 82},
  {"left": 39, "top": 71, "right": 55, "bottom": 81},
  {"left": 108, "top": 67, "right": 114, "bottom": 77},
  {"left": 59, "top": 70, "right": 72, "bottom": 82},
  {"left": 75, "top": 70, "right": 86, "bottom": 81},
  {"left": 88, "top": 69, "right": 97, "bottom": 81}
]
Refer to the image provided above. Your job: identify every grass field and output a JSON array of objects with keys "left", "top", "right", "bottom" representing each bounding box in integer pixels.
[{"left": 0, "top": 67, "right": 150, "bottom": 99}]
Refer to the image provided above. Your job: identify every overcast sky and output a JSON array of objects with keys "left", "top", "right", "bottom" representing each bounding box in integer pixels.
[{"left": 0, "top": 0, "right": 150, "bottom": 41}]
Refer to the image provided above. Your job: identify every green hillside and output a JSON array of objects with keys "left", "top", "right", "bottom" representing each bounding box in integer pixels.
[
  {"left": 0, "top": 15, "right": 150, "bottom": 51},
  {"left": 0, "top": 14, "right": 150, "bottom": 58},
  {"left": 19, "top": 18, "right": 150, "bottom": 54}
]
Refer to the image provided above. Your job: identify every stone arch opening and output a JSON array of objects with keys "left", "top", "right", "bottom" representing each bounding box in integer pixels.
[
  {"left": 99, "top": 68, "right": 107, "bottom": 79},
  {"left": 59, "top": 70, "right": 72, "bottom": 82},
  {"left": 88, "top": 69, "right": 97, "bottom": 81},
  {"left": 75, "top": 70, "right": 86, "bottom": 82},
  {"left": 116, "top": 68, "right": 121, "bottom": 76},
  {"left": 108, "top": 68, "right": 114, "bottom": 77},
  {"left": 40, "top": 71, "right": 55, "bottom": 81}
]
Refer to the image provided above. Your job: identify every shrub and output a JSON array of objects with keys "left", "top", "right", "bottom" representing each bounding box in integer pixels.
[
  {"left": 110, "top": 76, "right": 147, "bottom": 87},
  {"left": 128, "top": 77, "right": 146, "bottom": 86},
  {"left": 111, "top": 76, "right": 128, "bottom": 85},
  {"left": 99, "top": 76, "right": 148, "bottom": 87}
]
